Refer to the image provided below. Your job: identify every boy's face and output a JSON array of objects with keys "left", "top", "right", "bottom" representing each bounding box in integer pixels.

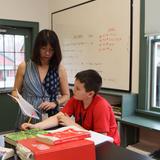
[{"left": 73, "top": 79, "right": 93, "bottom": 100}]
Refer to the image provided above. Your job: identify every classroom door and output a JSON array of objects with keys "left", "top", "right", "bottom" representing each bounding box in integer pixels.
[{"left": 0, "top": 25, "right": 33, "bottom": 133}]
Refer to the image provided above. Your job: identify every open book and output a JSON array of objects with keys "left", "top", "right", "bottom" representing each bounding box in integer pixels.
[{"left": 8, "top": 90, "right": 39, "bottom": 120}]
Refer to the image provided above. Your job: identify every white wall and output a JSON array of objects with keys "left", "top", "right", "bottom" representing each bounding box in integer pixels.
[
  {"left": 0, "top": 0, "right": 50, "bottom": 30},
  {"left": 48, "top": 0, "right": 140, "bottom": 93},
  {"left": 49, "top": 0, "right": 89, "bottom": 12}
]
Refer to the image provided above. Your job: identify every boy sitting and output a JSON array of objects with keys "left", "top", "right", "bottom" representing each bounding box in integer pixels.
[{"left": 21, "top": 69, "right": 120, "bottom": 145}]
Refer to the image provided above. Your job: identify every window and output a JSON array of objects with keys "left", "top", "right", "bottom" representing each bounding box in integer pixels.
[
  {"left": 138, "top": 0, "right": 160, "bottom": 116},
  {"left": 0, "top": 34, "right": 25, "bottom": 88},
  {"left": 0, "top": 19, "right": 39, "bottom": 92},
  {"left": 150, "top": 37, "right": 160, "bottom": 111},
  {"left": 138, "top": 35, "right": 160, "bottom": 114}
]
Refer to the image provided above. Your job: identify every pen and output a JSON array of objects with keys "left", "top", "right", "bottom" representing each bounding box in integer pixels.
[{"left": 27, "top": 117, "right": 32, "bottom": 123}]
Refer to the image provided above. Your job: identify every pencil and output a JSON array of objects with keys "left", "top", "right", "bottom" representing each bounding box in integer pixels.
[{"left": 28, "top": 117, "right": 32, "bottom": 123}]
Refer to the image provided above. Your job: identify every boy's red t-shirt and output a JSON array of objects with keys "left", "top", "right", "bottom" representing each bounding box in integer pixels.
[{"left": 61, "top": 95, "right": 120, "bottom": 145}]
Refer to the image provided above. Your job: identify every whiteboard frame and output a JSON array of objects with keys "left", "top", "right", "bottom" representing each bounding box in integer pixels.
[{"left": 51, "top": 0, "right": 133, "bottom": 92}]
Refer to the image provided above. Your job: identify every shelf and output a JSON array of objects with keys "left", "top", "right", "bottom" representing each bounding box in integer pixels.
[
  {"left": 127, "top": 143, "right": 151, "bottom": 156},
  {"left": 120, "top": 115, "right": 160, "bottom": 131},
  {"left": 99, "top": 91, "right": 137, "bottom": 119},
  {"left": 126, "top": 128, "right": 160, "bottom": 158}
]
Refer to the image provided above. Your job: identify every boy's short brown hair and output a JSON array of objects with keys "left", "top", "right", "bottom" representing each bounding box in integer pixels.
[{"left": 75, "top": 69, "right": 102, "bottom": 94}]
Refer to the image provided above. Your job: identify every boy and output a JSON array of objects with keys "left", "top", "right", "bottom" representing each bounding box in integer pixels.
[{"left": 21, "top": 69, "right": 120, "bottom": 145}]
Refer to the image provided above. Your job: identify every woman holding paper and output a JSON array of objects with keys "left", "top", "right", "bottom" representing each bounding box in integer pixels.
[{"left": 12, "top": 29, "right": 70, "bottom": 129}]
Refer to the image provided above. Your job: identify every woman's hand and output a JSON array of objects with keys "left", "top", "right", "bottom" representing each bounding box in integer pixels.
[{"left": 38, "top": 101, "right": 57, "bottom": 111}]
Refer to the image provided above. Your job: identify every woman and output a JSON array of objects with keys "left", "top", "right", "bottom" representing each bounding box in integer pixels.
[{"left": 12, "top": 29, "right": 70, "bottom": 129}]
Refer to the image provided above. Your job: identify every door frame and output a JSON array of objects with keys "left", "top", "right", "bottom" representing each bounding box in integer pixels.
[
  {"left": 0, "top": 19, "right": 39, "bottom": 53},
  {"left": 0, "top": 19, "right": 39, "bottom": 133}
]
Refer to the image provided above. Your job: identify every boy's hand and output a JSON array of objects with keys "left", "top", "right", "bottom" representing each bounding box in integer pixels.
[
  {"left": 57, "top": 113, "right": 76, "bottom": 126},
  {"left": 20, "top": 123, "right": 34, "bottom": 130}
]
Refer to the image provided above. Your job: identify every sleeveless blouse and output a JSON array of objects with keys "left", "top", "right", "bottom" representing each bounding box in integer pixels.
[
  {"left": 15, "top": 60, "right": 60, "bottom": 129},
  {"left": 43, "top": 66, "right": 60, "bottom": 116}
]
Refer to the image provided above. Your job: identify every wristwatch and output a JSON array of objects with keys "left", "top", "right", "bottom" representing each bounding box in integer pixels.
[{"left": 53, "top": 99, "right": 59, "bottom": 107}]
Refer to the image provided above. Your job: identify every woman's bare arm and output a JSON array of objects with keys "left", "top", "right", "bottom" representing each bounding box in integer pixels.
[
  {"left": 11, "top": 61, "right": 26, "bottom": 97},
  {"left": 57, "top": 64, "right": 70, "bottom": 106}
]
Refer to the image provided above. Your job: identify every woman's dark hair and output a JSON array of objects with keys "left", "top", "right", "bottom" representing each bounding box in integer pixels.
[
  {"left": 31, "top": 29, "right": 62, "bottom": 69},
  {"left": 75, "top": 69, "right": 102, "bottom": 94}
]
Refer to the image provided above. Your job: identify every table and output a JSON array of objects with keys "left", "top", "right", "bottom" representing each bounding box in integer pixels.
[{"left": 1, "top": 135, "right": 153, "bottom": 160}]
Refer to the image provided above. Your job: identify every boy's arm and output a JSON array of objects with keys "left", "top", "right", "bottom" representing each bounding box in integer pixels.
[
  {"left": 57, "top": 113, "right": 86, "bottom": 131},
  {"left": 21, "top": 112, "right": 64, "bottom": 130}
]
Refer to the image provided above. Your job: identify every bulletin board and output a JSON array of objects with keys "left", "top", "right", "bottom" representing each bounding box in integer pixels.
[{"left": 51, "top": 0, "right": 132, "bottom": 91}]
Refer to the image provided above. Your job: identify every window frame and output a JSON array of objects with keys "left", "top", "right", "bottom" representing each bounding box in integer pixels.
[
  {"left": 150, "top": 38, "right": 160, "bottom": 112},
  {"left": 0, "top": 19, "right": 39, "bottom": 92},
  {"left": 138, "top": 0, "right": 160, "bottom": 117}
]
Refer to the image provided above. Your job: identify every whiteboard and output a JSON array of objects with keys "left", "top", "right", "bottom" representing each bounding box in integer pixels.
[{"left": 52, "top": 0, "right": 131, "bottom": 91}]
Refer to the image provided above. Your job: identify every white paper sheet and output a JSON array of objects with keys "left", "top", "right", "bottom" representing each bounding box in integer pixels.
[
  {"left": 8, "top": 90, "right": 39, "bottom": 120},
  {"left": 87, "top": 130, "right": 113, "bottom": 145}
]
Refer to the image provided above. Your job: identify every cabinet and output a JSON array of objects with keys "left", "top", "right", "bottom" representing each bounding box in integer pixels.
[
  {"left": 100, "top": 90, "right": 138, "bottom": 119},
  {"left": 99, "top": 90, "right": 138, "bottom": 147},
  {"left": 119, "top": 115, "right": 160, "bottom": 147}
]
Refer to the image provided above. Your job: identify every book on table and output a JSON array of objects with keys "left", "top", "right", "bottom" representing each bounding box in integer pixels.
[
  {"left": 36, "top": 126, "right": 113, "bottom": 146},
  {"left": 36, "top": 128, "right": 91, "bottom": 145},
  {"left": 4, "top": 128, "right": 48, "bottom": 146}
]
